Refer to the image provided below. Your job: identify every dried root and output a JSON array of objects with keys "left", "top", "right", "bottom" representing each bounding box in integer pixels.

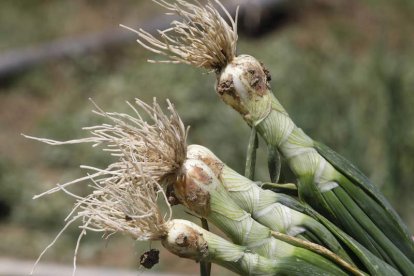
[
  {"left": 29, "top": 164, "right": 171, "bottom": 275},
  {"left": 121, "top": 0, "right": 238, "bottom": 71},
  {"left": 24, "top": 98, "right": 188, "bottom": 199},
  {"left": 24, "top": 98, "right": 188, "bottom": 274}
]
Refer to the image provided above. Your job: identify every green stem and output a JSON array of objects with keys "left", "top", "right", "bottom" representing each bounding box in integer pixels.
[
  {"left": 196, "top": 220, "right": 348, "bottom": 276},
  {"left": 200, "top": 218, "right": 211, "bottom": 276},
  {"left": 270, "top": 230, "right": 365, "bottom": 276},
  {"left": 186, "top": 145, "right": 354, "bottom": 264},
  {"left": 218, "top": 164, "right": 353, "bottom": 263},
  {"left": 175, "top": 158, "right": 348, "bottom": 275},
  {"left": 244, "top": 126, "right": 258, "bottom": 180}
]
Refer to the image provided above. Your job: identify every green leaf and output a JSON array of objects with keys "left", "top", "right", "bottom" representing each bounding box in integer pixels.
[
  {"left": 306, "top": 204, "right": 402, "bottom": 276},
  {"left": 332, "top": 187, "right": 414, "bottom": 274},
  {"left": 274, "top": 193, "right": 400, "bottom": 275},
  {"left": 314, "top": 141, "right": 413, "bottom": 246}
]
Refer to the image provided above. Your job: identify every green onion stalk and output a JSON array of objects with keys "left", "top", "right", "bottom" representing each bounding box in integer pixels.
[
  {"left": 26, "top": 98, "right": 357, "bottom": 275},
  {"left": 127, "top": 0, "right": 414, "bottom": 274},
  {"left": 175, "top": 157, "right": 355, "bottom": 275},
  {"left": 217, "top": 25, "right": 414, "bottom": 276},
  {"left": 186, "top": 145, "right": 352, "bottom": 259},
  {"left": 186, "top": 144, "right": 400, "bottom": 276},
  {"left": 164, "top": 219, "right": 335, "bottom": 276}
]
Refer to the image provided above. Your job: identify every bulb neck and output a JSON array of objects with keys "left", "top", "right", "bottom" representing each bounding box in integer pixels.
[{"left": 216, "top": 55, "right": 274, "bottom": 125}]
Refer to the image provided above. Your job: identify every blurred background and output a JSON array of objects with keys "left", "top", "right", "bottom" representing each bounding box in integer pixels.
[{"left": 1, "top": 0, "right": 413, "bottom": 275}]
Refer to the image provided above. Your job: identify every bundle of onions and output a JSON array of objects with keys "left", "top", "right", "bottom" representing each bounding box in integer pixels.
[
  {"left": 27, "top": 152, "right": 302, "bottom": 276},
  {"left": 126, "top": 0, "right": 414, "bottom": 274},
  {"left": 26, "top": 99, "right": 367, "bottom": 275},
  {"left": 184, "top": 145, "right": 399, "bottom": 275}
]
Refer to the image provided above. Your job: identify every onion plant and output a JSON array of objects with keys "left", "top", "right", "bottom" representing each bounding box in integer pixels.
[
  {"left": 126, "top": 0, "right": 414, "bottom": 274},
  {"left": 186, "top": 144, "right": 399, "bottom": 276},
  {"left": 26, "top": 99, "right": 363, "bottom": 275},
  {"left": 27, "top": 153, "right": 305, "bottom": 276}
]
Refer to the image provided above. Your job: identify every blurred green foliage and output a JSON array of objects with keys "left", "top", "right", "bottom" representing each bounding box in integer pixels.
[{"left": 0, "top": 0, "right": 413, "bottom": 273}]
